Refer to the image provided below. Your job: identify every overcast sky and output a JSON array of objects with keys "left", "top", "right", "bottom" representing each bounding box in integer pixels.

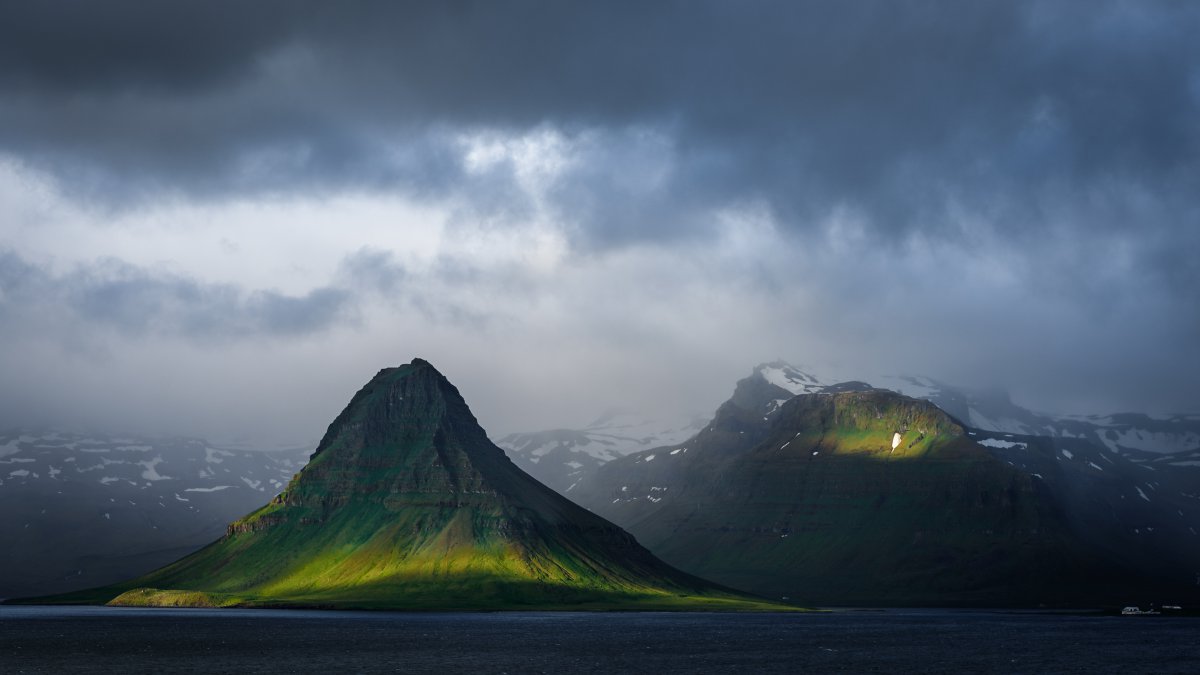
[{"left": 1, "top": 1, "right": 1197, "bottom": 445}]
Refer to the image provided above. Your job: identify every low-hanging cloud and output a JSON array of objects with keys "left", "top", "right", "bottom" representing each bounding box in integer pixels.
[
  {"left": 0, "top": 1, "right": 1196, "bottom": 440},
  {"left": 0, "top": 251, "right": 354, "bottom": 342}
]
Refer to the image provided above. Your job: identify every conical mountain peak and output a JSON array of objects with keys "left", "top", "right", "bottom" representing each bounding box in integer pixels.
[
  {"left": 292, "top": 360, "right": 505, "bottom": 508},
  {"left": 310, "top": 358, "right": 488, "bottom": 460},
  {"left": 45, "top": 360, "right": 769, "bottom": 611}
]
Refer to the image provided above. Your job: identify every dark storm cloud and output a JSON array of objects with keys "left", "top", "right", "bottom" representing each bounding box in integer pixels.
[
  {"left": 0, "top": 0, "right": 1197, "bottom": 421},
  {"left": 0, "top": 251, "right": 352, "bottom": 340},
  {"left": 0, "top": 247, "right": 490, "bottom": 347},
  {"left": 2, "top": 2, "right": 1197, "bottom": 250},
  {"left": 337, "top": 248, "right": 407, "bottom": 296},
  {"left": 0, "top": 1, "right": 301, "bottom": 92}
]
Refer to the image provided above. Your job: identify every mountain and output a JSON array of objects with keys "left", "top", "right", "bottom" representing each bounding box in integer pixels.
[
  {"left": 0, "top": 430, "right": 307, "bottom": 599},
  {"left": 496, "top": 411, "right": 706, "bottom": 494},
  {"left": 492, "top": 362, "right": 822, "bottom": 495},
  {"left": 780, "top": 363, "right": 1200, "bottom": 457},
  {"left": 568, "top": 365, "right": 1200, "bottom": 606},
  {"left": 500, "top": 362, "right": 1200, "bottom": 500},
  {"left": 25, "top": 360, "right": 773, "bottom": 611}
]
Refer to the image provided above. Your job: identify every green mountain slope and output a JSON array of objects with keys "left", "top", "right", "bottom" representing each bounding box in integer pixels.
[
  {"left": 572, "top": 384, "right": 1200, "bottom": 607},
  {"left": 27, "top": 360, "right": 774, "bottom": 611}
]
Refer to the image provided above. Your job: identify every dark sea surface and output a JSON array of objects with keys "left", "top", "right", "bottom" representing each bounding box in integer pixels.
[{"left": 1, "top": 606, "right": 1197, "bottom": 673}]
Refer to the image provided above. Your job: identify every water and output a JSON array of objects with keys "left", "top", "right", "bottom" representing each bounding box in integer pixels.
[{"left": 1, "top": 606, "right": 1197, "bottom": 673}]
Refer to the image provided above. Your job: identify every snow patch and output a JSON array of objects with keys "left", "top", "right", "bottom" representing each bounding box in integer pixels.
[
  {"left": 1135, "top": 487, "right": 1151, "bottom": 502},
  {"left": 1061, "top": 449, "right": 1074, "bottom": 460},
  {"left": 8, "top": 469, "right": 31, "bottom": 478},
  {"left": 138, "top": 456, "right": 171, "bottom": 481},
  {"left": 1095, "top": 433, "right": 1121, "bottom": 454},
  {"left": 0, "top": 438, "right": 22, "bottom": 459},
  {"left": 891, "top": 433, "right": 902, "bottom": 450},
  {"left": 1110, "top": 428, "right": 1200, "bottom": 454},
  {"left": 1087, "top": 461, "right": 1104, "bottom": 471},
  {"left": 765, "top": 398, "right": 790, "bottom": 415},
  {"left": 643, "top": 454, "right": 656, "bottom": 462},
  {"left": 99, "top": 477, "right": 120, "bottom": 484},
  {"left": 241, "top": 477, "right": 263, "bottom": 490},
  {"left": 977, "top": 439, "right": 1026, "bottom": 450},
  {"left": 758, "top": 365, "right": 822, "bottom": 395},
  {"left": 183, "top": 485, "right": 235, "bottom": 493}
]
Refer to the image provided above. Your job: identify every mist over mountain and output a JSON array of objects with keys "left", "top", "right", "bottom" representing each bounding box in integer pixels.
[
  {"left": 24, "top": 360, "right": 770, "bottom": 611},
  {"left": 566, "top": 364, "right": 1200, "bottom": 606},
  {"left": 2, "top": 0, "right": 1199, "bottom": 623},
  {"left": 1, "top": 2, "right": 1198, "bottom": 447},
  {"left": 0, "top": 430, "right": 307, "bottom": 599},
  {"left": 507, "top": 362, "right": 1200, "bottom": 496},
  {"left": 497, "top": 410, "right": 707, "bottom": 494},
  {"left": 9, "top": 357, "right": 1200, "bottom": 605}
]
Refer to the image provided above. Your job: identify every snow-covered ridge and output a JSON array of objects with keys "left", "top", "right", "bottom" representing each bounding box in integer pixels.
[
  {"left": 496, "top": 410, "right": 706, "bottom": 494},
  {"left": 756, "top": 363, "right": 825, "bottom": 396},
  {"left": 0, "top": 430, "right": 313, "bottom": 600},
  {"left": 499, "top": 410, "right": 706, "bottom": 463},
  {"left": 750, "top": 363, "right": 1200, "bottom": 457},
  {"left": 0, "top": 429, "right": 308, "bottom": 494},
  {"left": 503, "top": 360, "right": 1199, "bottom": 501}
]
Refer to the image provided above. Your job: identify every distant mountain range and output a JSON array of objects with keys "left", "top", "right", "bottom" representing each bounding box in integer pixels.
[
  {"left": 26, "top": 360, "right": 772, "bottom": 611},
  {"left": 496, "top": 411, "right": 707, "bottom": 494},
  {"left": 504, "top": 362, "right": 1200, "bottom": 498},
  {"left": 0, "top": 430, "right": 307, "bottom": 599},
  {"left": 4, "top": 360, "right": 1198, "bottom": 608},
  {"left": 565, "top": 363, "right": 1200, "bottom": 606}
]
